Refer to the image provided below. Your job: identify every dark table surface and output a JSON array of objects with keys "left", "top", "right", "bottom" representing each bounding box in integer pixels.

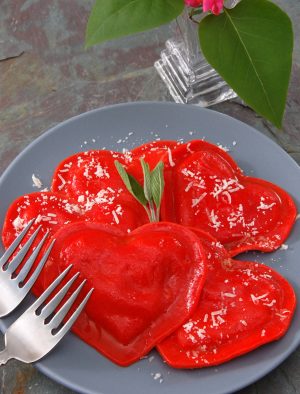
[{"left": 0, "top": 0, "right": 300, "bottom": 393}]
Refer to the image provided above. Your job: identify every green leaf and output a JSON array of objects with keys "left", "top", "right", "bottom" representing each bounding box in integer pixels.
[
  {"left": 199, "top": 0, "right": 293, "bottom": 128},
  {"left": 114, "top": 161, "right": 147, "bottom": 206},
  {"left": 86, "top": 0, "right": 184, "bottom": 48},
  {"left": 151, "top": 162, "right": 164, "bottom": 212},
  {"left": 140, "top": 159, "right": 152, "bottom": 202}
]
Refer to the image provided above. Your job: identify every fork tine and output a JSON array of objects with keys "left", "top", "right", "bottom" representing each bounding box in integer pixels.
[
  {"left": 28, "top": 265, "right": 73, "bottom": 311},
  {"left": 55, "top": 288, "right": 94, "bottom": 340},
  {"left": 40, "top": 272, "right": 80, "bottom": 319},
  {"left": 0, "top": 218, "right": 35, "bottom": 268},
  {"left": 6, "top": 225, "right": 42, "bottom": 275},
  {"left": 21, "top": 239, "right": 56, "bottom": 292},
  {"left": 16, "top": 230, "right": 50, "bottom": 284},
  {"left": 48, "top": 279, "right": 86, "bottom": 329}
]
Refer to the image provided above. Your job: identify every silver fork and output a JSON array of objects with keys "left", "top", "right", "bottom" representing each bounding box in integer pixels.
[
  {"left": 0, "top": 265, "right": 93, "bottom": 365},
  {"left": 0, "top": 218, "right": 55, "bottom": 317}
]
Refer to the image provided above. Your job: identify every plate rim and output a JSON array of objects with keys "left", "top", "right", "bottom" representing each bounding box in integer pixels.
[{"left": 1, "top": 101, "right": 299, "bottom": 182}]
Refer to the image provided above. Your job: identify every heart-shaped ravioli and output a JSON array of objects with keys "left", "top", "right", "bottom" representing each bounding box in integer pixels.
[
  {"left": 161, "top": 140, "right": 296, "bottom": 256},
  {"left": 157, "top": 228, "right": 296, "bottom": 368},
  {"left": 42, "top": 222, "right": 207, "bottom": 366},
  {"left": 51, "top": 150, "right": 148, "bottom": 227},
  {"left": 2, "top": 187, "right": 147, "bottom": 294}
]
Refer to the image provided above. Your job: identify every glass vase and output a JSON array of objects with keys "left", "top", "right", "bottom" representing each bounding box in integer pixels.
[{"left": 154, "top": 6, "right": 238, "bottom": 106}]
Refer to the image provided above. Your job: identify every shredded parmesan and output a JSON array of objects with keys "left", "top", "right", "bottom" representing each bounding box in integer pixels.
[
  {"left": 57, "top": 173, "right": 66, "bottom": 190},
  {"left": 192, "top": 192, "right": 207, "bottom": 208},
  {"left": 263, "top": 300, "right": 276, "bottom": 307},
  {"left": 257, "top": 200, "right": 276, "bottom": 210},
  {"left": 250, "top": 293, "right": 269, "bottom": 304},
  {"left": 222, "top": 292, "right": 236, "bottom": 298},
  {"left": 211, "top": 310, "right": 226, "bottom": 327},
  {"left": 183, "top": 322, "right": 193, "bottom": 333},
  {"left": 94, "top": 164, "right": 109, "bottom": 178},
  {"left": 32, "top": 174, "right": 43, "bottom": 188},
  {"left": 167, "top": 148, "right": 175, "bottom": 167},
  {"left": 208, "top": 209, "right": 222, "bottom": 231},
  {"left": 196, "top": 328, "right": 206, "bottom": 339},
  {"left": 280, "top": 244, "right": 289, "bottom": 250},
  {"left": 112, "top": 210, "right": 119, "bottom": 224},
  {"left": 185, "top": 181, "right": 194, "bottom": 192},
  {"left": 12, "top": 216, "right": 26, "bottom": 233}
]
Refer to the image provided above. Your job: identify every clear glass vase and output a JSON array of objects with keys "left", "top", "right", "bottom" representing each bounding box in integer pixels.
[{"left": 154, "top": 6, "right": 238, "bottom": 106}]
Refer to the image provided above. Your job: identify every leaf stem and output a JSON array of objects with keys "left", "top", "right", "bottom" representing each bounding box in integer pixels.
[
  {"left": 149, "top": 200, "right": 157, "bottom": 222},
  {"left": 144, "top": 206, "right": 152, "bottom": 222}
]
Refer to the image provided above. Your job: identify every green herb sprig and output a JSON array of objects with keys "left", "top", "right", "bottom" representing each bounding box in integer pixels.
[{"left": 114, "top": 159, "right": 164, "bottom": 222}]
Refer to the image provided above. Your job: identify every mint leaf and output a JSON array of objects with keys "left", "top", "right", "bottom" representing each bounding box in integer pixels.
[
  {"left": 86, "top": 0, "right": 184, "bottom": 48},
  {"left": 151, "top": 162, "right": 164, "bottom": 213},
  {"left": 199, "top": 0, "right": 293, "bottom": 128},
  {"left": 140, "top": 159, "right": 152, "bottom": 202},
  {"left": 114, "top": 161, "right": 147, "bottom": 206}
]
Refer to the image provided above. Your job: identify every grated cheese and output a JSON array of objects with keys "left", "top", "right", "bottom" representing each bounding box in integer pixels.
[
  {"left": 196, "top": 328, "right": 206, "bottom": 339},
  {"left": 217, "top": 143, "right": 230, "bottom": 152},
  {"left": 263, "top": 300, "right": 276, "bottom": 307},
  {"left": 32, "top": 174, "right": 43, "bottom": 188},
  {"left": 183, "top": 322, "right": 193, "bottom": 333},
  {"left": 153, "top": 373, "right": 161, "bottom": 380},
  {"left": 257, "top": 200, "right": 276, "bottom": 210},
  {"left": 211, "top": 309, "right": 226, "bottom": 327},
  {"left": 192, "top": 192, "right": 207, "bottom": 208},
  {"left": 94, "top": 164, "right": 109, "bottom": 179},
  {"left": 57, "top": 173, "right": 66, "bottom": 190},
  {"left": 280, "top": 244, "right": 289, "bottom": 250},
  {"left": 208, "top": 209, "right": 222, "bottom": 231},
  {"left": 112, "top": 210, "right": 119, "bottom": 224},
  {"left": 167, "top": 148, "right": 175, "bottom": 167},
  {"left": 13, "top": 216, "right": 26, "bottom": 233},
  {"left": 185, "top": 181, "right": 194, "bottom": 192},
  {"left": 222, "top": 292, "right": 236, "bottom": 298},
  {"left": 250, "top": 293, "right": 269, "bottom": 304}
]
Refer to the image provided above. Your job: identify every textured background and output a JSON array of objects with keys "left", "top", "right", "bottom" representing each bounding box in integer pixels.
[{"left": 0, "top": 0, "right": 300, "bottom": 393}]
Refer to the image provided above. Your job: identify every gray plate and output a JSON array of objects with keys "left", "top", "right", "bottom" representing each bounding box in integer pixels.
[{"left": 0, "top": 102, "right": 299, "bottom": 394}]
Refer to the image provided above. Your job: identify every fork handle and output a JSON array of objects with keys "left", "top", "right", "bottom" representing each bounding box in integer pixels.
[{"left": 0, "top": 348, "right": 10, "bottom": 366}]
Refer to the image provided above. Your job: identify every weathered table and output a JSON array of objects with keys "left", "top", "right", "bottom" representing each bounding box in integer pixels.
[{"left": 0, "top": 1, "right": 299, "bottom": 393}]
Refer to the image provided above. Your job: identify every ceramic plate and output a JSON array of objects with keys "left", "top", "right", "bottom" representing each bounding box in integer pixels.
[{"left": 0, "top": 102, "right": 299, "bottom": 394}]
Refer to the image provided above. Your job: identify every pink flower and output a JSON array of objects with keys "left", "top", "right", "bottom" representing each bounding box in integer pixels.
[
  {"left": 203, "top": 0, "right": 224, "bottom": 15},
  {"left": 184, "top": 0, "right": 203, "bottom": 7}
]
